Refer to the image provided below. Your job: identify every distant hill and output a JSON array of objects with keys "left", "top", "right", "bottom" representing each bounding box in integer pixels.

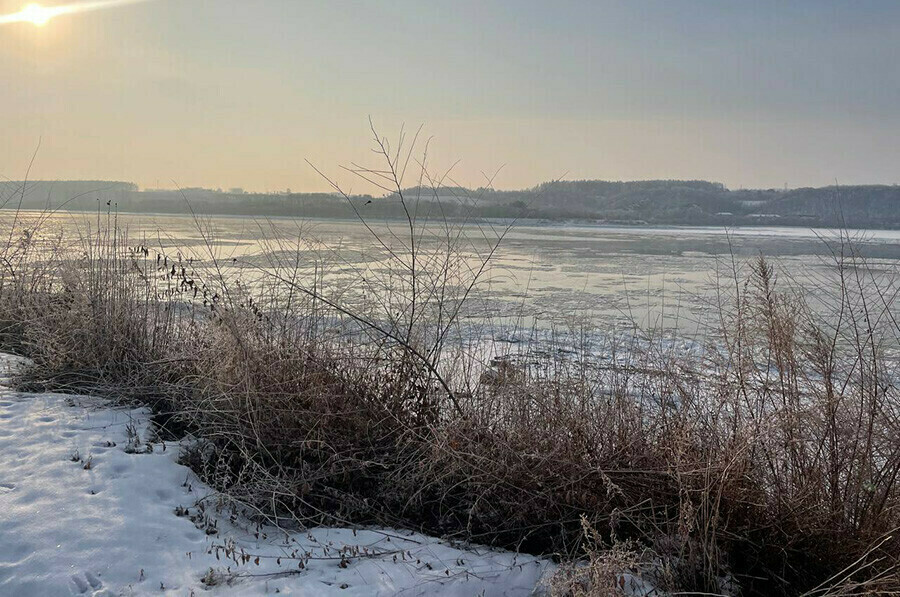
[
  {"left": 0, "top": 181, "right": 138, "bottom": 210},
  {"left": 3, "top": 179, "right": 900, "bottom": 229}
]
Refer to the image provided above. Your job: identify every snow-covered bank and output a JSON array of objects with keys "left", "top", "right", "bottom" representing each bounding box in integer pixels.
[{"left": 0, "top": 354, "right": 554, "bottom": 596}]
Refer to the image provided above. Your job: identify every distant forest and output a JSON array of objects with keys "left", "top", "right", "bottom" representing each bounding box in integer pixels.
[{"left": 3, "top": 179, "right": 900, "bottom": 229}]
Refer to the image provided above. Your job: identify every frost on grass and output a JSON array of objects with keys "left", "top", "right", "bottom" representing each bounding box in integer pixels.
[{"left": 0, "top": 353, "right": 553, "bottom": 596}]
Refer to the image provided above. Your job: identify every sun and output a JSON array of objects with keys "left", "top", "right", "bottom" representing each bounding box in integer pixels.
[
  {"left": 18, "top": 3, "right": 56, "bottom": 26},
  {"left": 0, "top": 1, "right": 153, "bottom": 27}
]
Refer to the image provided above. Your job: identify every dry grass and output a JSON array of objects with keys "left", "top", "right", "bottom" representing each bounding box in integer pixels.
[{"left": 2, "top": 134, "right": 900, "bottom": 596}]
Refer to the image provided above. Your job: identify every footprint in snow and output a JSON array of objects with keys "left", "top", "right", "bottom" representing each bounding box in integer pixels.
[
  {"left": 70, "top": 571, "right": 105, "bottom": 595},
  {"left": 0, "top": 482, "right": 14, "bottom": 493},
  {"left": 110, "top": 462, "right": 131, "bottom": 476}
]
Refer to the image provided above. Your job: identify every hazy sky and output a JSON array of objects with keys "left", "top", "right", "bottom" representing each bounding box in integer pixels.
[{"left": 1, "top": 0, "right": 898, "bottom": 192}]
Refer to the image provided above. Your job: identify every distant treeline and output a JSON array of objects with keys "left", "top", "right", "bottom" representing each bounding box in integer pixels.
[{"left": 3, "top": 179, "right": 900, "bottom": 228}]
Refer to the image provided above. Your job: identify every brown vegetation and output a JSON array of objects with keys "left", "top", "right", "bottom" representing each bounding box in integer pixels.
[{"left": 2, "top": 136, "right": 899, "bottom": 595}]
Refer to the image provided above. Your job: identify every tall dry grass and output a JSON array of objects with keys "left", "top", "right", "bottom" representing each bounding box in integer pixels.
[{"left": 2, "top": 134, "right": 899, "bottom": 596}]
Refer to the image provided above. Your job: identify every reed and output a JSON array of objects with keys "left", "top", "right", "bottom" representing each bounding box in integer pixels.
[{"left": 2, "top": 136, "right": 898, "bottom": 595}]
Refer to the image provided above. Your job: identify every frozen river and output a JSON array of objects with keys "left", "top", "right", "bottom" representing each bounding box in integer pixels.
[{"left": 9, "top": 210, "right": 900, "bottom": 344}]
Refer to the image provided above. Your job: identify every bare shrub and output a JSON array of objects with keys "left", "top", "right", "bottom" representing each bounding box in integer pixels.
[{"left": 2, "top": 136, "right": 900, "bottom": 596}]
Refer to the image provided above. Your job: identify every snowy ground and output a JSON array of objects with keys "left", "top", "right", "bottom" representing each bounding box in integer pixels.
[{"left": 0, "top": 353, "right": 555, "bottom": 596}]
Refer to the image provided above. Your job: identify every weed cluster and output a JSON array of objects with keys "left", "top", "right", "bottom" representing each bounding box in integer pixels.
[{"left": 2, "top": 133, "right": 899, "bottom": 595}]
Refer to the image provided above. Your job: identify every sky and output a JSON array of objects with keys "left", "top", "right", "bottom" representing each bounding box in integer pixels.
[{"left": 0, "top": 0, "right": 898, "bottom": 193}]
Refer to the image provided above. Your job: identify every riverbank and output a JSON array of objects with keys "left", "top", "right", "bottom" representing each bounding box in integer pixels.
[
  {"left": 2, "top": 209, "right": 899, "bottom": 596},
  {"left": 0, "top": 354, "right": 555, "bottom": 596}
]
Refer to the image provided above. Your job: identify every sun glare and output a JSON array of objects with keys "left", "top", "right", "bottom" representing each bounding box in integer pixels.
[
  {"left": 19, "top": 3, "right": 55, "bottom": 26},
  {"left": 0, "top": 0, "right": 152, "bottom": 27}
]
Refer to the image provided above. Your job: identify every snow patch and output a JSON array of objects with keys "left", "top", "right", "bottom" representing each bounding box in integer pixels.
[{"left": 0, "top": 354, "right": 554, "bottom": 596}]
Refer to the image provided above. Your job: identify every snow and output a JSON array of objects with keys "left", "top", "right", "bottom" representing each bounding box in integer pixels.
[{"left": 0, "top": 353, "right": 554, "bottom": 596}]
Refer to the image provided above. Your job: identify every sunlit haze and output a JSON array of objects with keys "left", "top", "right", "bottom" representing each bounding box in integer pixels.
[
  {"left": 0, "top": 0, "right": 151, "bottom": 26},
  {"left": 1, "top": 0, "right": 898, "bottom": 192}
]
